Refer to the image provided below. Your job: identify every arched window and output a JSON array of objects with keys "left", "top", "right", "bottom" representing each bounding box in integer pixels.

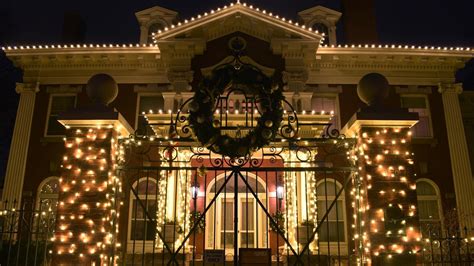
[
  {"left": 312, "top": 23, "right": 329, "bottom": 45},
  {"left": 416, "top": 179, "right": 442, "bottom": 236},
  {"left": 35, "top": 177, "right": 59, "bottom": 239},
  {"left": 128, "top": 178, "right": 158, "bottom": 244},
  {"left": 37, "top": 177, "right": 59, "bottom": 212},
  {"left": 147, "top": 23, "right": 164, "bottom": 43},
  {"left": 316, "top": 179, "right": 346, "bottom": 243}
]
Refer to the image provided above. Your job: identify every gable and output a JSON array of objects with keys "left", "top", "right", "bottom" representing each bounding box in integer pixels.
[{"left": 153, "top": 2, "right": 323, "bottom": 43}]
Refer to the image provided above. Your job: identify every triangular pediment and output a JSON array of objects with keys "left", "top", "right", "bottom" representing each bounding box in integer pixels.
[{"left": 153, "top": 2, "right": 323, "bottom": 43}]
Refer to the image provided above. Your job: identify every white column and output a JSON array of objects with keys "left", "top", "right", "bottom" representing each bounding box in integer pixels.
[
  {"left": 439, "top": 83, "right": 474, "bottom": 231},
  {"left": 2, "top": 82, "right": 39, "bottom": 209}
]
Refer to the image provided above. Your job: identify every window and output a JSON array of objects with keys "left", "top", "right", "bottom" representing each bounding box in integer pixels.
[
  {"left": 147, "top": 23, "right": 164, "bottom": 43},
  {"left": 45, "top": 95, "right": 76, "bottom": 136},
  {"left": 416, "top": 179, "right": 442, "bottom": 236},
  {"left": 37, "top": 177, "right": 59, "bottom": 213},
  {"left": 312, "top": 23, "right": 329, "bottom": 45},
  {"left": 312, "top": 95, "right": 339, "bottom": 129},
  {"left": 136, "top": 94, "right": 164, "bottom": 134},
  {"left": 316, "top": 179, "right": 346, "bottom": 243},
  {"left": 35, "top": 177, "right": 59, "bottom": 239},
  {"left": 129, "top": 178, "right": 157, "bottom": 242},
  {"left": 401, "top": 96, "right": 432, "bottom": 138}
]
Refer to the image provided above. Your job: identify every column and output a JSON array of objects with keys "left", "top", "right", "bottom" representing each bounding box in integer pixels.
[
  {"left": 344, "top": 111, "right": 421, "bottom": 265},
  {"left": 52, "top": 111, "right": 132, "bottom": 265},
  {"left": 439, "top": 83, "right": 474, "bottom": 231},
  {"left": 2, "top": 82, "right": 39, "bottom": 209}
]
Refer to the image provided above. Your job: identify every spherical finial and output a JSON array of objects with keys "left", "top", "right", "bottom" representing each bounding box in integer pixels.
[
  {"left": 86, "top": 73, "right": 118, "bottom": 105},
  {"left": 357, "top": 73, "right": 389, "bottom": 106}
]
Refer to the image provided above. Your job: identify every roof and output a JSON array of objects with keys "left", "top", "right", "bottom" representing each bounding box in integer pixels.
[{"left": 151, "top": 1, "right": 325, "bottom": 41}]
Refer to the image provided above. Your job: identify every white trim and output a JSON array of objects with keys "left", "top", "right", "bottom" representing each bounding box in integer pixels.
[
  {"left": 44, "top": 93, "right": 77, "bottom": 137},
  {"left": 36, "top": 176, "right": 59, "bottom": 208}
]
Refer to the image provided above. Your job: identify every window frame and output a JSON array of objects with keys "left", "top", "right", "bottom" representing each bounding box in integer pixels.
[
  {"left": 400, "top": 94, "right": 434, "bottom": 138},
  {"left": 127, "top": 177, "right": 158, "bottom": 252},
  {"left": 315, "top": 179, "right": 348, "bottom": 255},
  {"left": 416, "top": 178, "right": 444, "bottom": 236},
  {"left": 44, "top": 93, "right": 77, "bottom": 137}
]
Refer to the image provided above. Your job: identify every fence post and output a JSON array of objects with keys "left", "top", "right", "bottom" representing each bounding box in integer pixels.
[
  {"left": 342, "top": 74, "right": 422, "bottom": 265},
  {"left": 52, "top": 74, "right": 132, "bottom": 265}
]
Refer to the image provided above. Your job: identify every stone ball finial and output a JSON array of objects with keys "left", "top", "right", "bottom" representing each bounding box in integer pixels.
[
  {"left": 86, "top": 73, "right": 118, "bottom": 105},
  {"left": 357, "top": 73, "right": 389, "bottom": 106}
]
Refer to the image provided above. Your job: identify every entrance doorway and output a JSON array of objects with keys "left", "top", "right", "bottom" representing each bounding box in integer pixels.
[{"left": 206, "top": 173, "right": 267, "bottom": 256}]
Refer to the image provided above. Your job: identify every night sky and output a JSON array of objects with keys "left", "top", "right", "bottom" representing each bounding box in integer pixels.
[
  {"left": 1, "top": 0, "right": 474, "bottom": 46},
  {"left": 0, "top": 0, "right": 473, "bottom": 182}
]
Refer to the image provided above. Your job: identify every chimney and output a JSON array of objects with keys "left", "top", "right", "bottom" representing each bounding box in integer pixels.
[
  {"left": 341, "top": 0, "right": 378, "bottom": 44},
  {"left": 61, "top": 11, "right": 87, "bottom": 43}
]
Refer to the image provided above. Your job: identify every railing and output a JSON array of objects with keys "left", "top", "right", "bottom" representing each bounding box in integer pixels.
[
  {"left": 0, "top": 201, "right": 55, "bottom": 266},
  {"left": 421, "top": 227, "right": 474, "bottom": 265}
]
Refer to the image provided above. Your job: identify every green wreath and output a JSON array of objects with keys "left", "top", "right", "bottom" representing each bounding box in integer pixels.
[{"left": 188, "top": 63, "right": 284, "bottom": 158}]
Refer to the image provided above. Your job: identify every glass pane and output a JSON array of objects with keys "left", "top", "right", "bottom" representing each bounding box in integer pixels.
[
  {"left": 418, "top": 200, "right": 439, "bottom": 220},
  {"left": 401, "top": 97, "right": 426, "bottom": 109},
  {"left": 221, "top": 232, "right": 234, "bottom": 248},
  {"left": 135, "top": 179, "right": 157, "bottom": 194},
  {"left": 317, "top": 200, "right": 344, "bottom": 220},
  {"left": 40, "top": 179, "right": 59, "bottom": 194},
  {"left": 222, "top": 201, "right": 233, "bottom": 230},
  {"left": 241, "top": 200, "right": 254, "bottom": 230},
  {"left": 416, "top": 181, "right": 437, "bottom": 196},
  {"left": 50, "top": 96, "right": 75, "bottom": 114},
  {"left": 132, "top": 200, "right": 157, "bottom": 219},
  {"left": 131, "top": 220, "right": 156, "bottom": 240},
  {"left": 318, "top": 221, "right": 345, "bottom": 242},
  {"left": 316, "top": 182, "right": 340, "bottom": 196},
  {"left": 241, "top": 233, "right": 255, "bottom": 248}
]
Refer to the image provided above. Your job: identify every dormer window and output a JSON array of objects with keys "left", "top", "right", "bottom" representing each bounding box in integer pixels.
[
  {"left": 312, "top": 23, "right": 329, "bottom": 45},
  {"left": 298, "top": 6, "right": 341, "bottom": 45},
  {"left": 147, "top": 22, "right": 165, "bottom": 43}
]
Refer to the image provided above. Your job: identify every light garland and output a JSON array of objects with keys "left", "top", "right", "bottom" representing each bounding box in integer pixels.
[
  {"left": 352, "top": 127, "right": 421, "bottom": 263},
  {"left": 55, "top": 125, "right": 122, "bottom": 265}
]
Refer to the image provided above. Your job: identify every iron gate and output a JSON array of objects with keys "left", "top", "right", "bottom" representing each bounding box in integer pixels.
[{"left": 117, "top": 83, "right": 356, "bottom": 265}]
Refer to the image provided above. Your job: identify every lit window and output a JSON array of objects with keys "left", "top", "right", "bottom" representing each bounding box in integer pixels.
[
  {"left": 316, "top": 179, "right": 346, "bottom": 243},
  {"left": 45, "top": 95, "right": 76, "bottom": 136},
  {"left": 416, "top": 180, "right": 442, "bottom": 237},
  {"left": 129, "top": 178, "right": 157, "bottom": 242},
  {"left": 312, "top": 95, "right": 339, "bottom": 129},
  {"left": 401, "top": 96, "right": 432, "bottom": 138},
  {"left": 136, "top": 95, "right": 164, "bottom": 134}
]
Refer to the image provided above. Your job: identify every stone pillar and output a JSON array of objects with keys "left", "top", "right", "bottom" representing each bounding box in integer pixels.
[
  {"left": 344, "top": 111, "right": 422, "bottom": 265},
  {"left": 439, "top": 83, "right": 474, "bottom": 231},
  {"left": 2, "top": 82, "right": 39, "bottom": 209},
  {"left": 52, "top": 109, "right": 132, "bottom": 265},
  {"left": 52, "top": 73, "right": 132, "bottom": 265}
]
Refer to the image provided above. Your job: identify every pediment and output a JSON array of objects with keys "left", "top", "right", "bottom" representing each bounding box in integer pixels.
[{"left": 153, "top": 2, "right": 323, "bottom": 43}]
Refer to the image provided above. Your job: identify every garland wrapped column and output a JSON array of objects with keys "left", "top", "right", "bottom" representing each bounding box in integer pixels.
[{"left": 53, "top": 74, "right": 133, "bottom": 265}]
